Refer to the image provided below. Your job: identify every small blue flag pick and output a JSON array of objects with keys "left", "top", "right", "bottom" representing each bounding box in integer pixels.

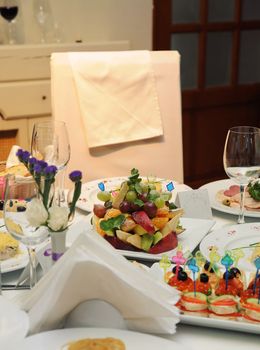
[
  {"left": 221, "top": 253, "right": 234, "bottom": 291},
  {"left": 166, "top": 181, "right": 174, "bottom": 192},
  {"left": 98, "top": 182, "right": 105, "bottom": 191},
  {"left": 187, "top": 258, "right": 199, "bottom": 296}
]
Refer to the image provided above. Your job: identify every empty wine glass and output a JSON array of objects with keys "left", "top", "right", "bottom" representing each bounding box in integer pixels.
[
  {"left": 223, "top": 126, "right": 260, "bottom": 224},
  {"left": 33, "top": 0, "right": 52, "bottom": 43},
  {"left": 3, "top": 175, "right": 49, "bottom": 288},
  {"left": 0, "top": 0, "right": 19, "bottom": 44},
  {"left": 31, "top": 120, "right": 70, "bottom": 203}
]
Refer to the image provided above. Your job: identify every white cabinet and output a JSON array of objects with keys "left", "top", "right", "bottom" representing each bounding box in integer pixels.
[{"left": 0, "top": 41, "right": 129, "bottom": 158}]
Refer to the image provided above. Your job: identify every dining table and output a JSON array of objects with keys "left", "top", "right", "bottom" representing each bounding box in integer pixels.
[{"left": 1, "top": 203, "right": 260, "bottom": 350}]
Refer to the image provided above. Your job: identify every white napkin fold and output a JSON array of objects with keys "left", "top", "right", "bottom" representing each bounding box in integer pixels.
[
  {"left": 14, "top": 229, "right": 180, "bottom": 335},
  {"left": 6, "top": 145, "right": 21, "bottom": 168},
  {"left": 67, "top": 50, "right": 164, "bottom": 148}
]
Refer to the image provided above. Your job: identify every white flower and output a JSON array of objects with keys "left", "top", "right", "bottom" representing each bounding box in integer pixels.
[
  {"left": 26, "top": 198, "right": 48, "bottom": 227},
  {"left": 47, "top": 205, "right": 69, "bottom": 232}
]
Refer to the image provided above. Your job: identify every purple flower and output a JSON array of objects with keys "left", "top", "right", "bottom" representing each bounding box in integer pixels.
[
  {"left": 44, "top": 165, "right": 58, "bottom": 176},
  {"left": 33, "top": 164, "right": 42, "bottom": 174},
  {"left": 69, "top": 170, "right": 82, "bottom": 182},
  {"left": 37, "top": 160, "right": 48, "bottom": 169},
  {"left": 28, "top": 157, "right": 37, "bottom": 165},
  {"left": 16, "top": 149, "right": 30, "bottom": 162}
]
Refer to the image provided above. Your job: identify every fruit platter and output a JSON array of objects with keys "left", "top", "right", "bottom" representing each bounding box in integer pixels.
[{"left": 91, "top": 169, "right": 185, "bottom": 254}]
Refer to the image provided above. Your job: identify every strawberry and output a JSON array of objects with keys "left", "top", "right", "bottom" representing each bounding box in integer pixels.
[{"left": 132, "top": 211, "right": 155, "bottom": 234}]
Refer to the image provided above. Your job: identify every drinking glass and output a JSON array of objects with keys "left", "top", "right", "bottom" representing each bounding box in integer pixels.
[
  {"left": 223, "top": 126, "right": 260, "bottom": 224},
  {"left": 33, "top": 0, "right": 51, "bottom": 43},
  {"left": 31, "top": 120, "right": 70, "bottom": 203},
  {"left": 0, "top": 0, "right": 19, "bottom": 44},
  {"left": 3, "top": 176, "right": 49, "bottom": 288}
]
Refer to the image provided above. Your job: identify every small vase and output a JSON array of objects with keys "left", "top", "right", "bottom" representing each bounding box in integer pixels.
[{"left": 50, "top": 229, "right": 68, "bottom": 262}]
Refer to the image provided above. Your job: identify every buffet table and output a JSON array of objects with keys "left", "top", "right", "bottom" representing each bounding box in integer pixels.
[{"left": 2, "top": 206, "right": 260, "bottom": 350}]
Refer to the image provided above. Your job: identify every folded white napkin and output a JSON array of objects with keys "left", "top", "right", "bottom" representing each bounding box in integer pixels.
[
  {"left": 0, "top": 296, "right": 29, "bottom": 348},
  {"left": 14, "top": 229, "right": 180, "bottom": 335},
  {"left": 67, "top": 50, "right": 164, "bottom": 148},
  {"left": 6, "top": 145, "right": 21, "bottom": 168}
]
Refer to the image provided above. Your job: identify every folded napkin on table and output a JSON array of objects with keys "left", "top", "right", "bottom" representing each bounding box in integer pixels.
[
  {"left": 13, "top": 228, "right": 180, "bottom": 335},
  {"left": 5, "top": 145, "right": 20, "bottom": 169},
  {"left": 67, "top": 50, "right": 163, "bottom": 148}
]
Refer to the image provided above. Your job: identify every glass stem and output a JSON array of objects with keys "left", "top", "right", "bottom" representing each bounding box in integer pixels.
[
  {"left": 27, "top": 247, "right": 37, "bottom": 289},
  {"left": 238, "top": 185, "right": 246, "bottom": 224}
]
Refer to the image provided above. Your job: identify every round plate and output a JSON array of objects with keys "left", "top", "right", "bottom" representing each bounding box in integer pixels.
[
  {"left": 199, "top": 222, "right": 260, "bottom": 272},
  {"left": 0, "top": 240, "right": 28, "bottom": 274},
  {"left": 77, "top": 176, "right": 191, "bottom": 212},
  {"left": 13, "top": 327, "right": 185, "bottom": 350},
  {"left": 200, "top": 179, "right": 260, "bottom": 218}
]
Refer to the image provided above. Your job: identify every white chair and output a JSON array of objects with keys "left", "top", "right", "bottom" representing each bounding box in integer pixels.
[{"left": 50, "top": 51, "right": 183, "bottom": 186}]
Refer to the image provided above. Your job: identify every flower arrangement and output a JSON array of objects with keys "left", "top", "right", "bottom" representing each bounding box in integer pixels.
[{"left": 16, "top": 149, "right": 82, "bottom": 232}]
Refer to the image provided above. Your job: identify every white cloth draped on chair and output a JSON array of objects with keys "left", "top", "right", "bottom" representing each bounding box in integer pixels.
[{"left": 51, "top": 50, "right": 183, "bottom": 185}]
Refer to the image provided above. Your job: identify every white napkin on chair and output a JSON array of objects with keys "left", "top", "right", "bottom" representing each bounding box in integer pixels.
[
  {"left": 68, "top": 50, "right": 164, "bottom": 148},
  {"left": 14, "top": 229, "right": 180, "bottom": 335}
]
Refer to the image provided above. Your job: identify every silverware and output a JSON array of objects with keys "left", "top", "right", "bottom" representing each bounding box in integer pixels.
[{"left": 1, "top": 284, "right": 30, "bottom": 290}]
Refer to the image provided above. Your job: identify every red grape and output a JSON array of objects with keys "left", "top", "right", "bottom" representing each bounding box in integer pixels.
[
  {"left": 143, "top": 201, "right": 157, "bottom": 218},
  {"left": 93, "top": 204, "right": 107, "bottom": 218}
]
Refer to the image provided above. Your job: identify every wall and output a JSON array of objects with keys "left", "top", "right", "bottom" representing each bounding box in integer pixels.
[{"left": 0, "top": 0, "right": 153, "bottom": 49}]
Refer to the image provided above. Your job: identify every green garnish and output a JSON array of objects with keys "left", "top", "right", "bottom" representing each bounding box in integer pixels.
[
  {"left": 134, "top": 198, "right": 144, "bottom": 207},
  {"left": 168, "top": 202, "right": 177, "bottom": 210},
  {"left": 100, "top": 215, "right": 126, "bottom": 231},
  {"left": 248, "top": 180, "right": 260, "bottom": 201}
]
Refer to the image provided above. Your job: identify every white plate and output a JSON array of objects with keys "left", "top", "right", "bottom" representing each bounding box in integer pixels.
[
  {"left": 77, "top": 176, "right": 192, "bottom": 212},
  {"left": 200, "top": 179, "right": 260, "bottom": 218},
  {"left": 199, "top": 222, "right": 260, "bottom": 272},
  {"left": 85, "top": 214, "right": 215, "bottom": 261},
  {"left": 14, "top": 327, "right": 185, "bottom": 350},
  {"left": 149, "top": 263, "right": 260, "bottom": 335},
  {"left": 180, "top": 314, "right": 260, "bottom": 335}
]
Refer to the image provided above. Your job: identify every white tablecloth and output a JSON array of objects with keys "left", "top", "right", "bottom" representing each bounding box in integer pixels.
[{"left": 2, "top": 208, "right": 260, "bottom": 350}]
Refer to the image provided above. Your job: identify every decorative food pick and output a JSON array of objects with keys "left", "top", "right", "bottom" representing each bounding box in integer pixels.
[
  {"left": 172, "top": 246, "right": 187, "bottom": 276},
  {"left": 159, "top": 254, "right": 172, "bottom": 282},
  {"left": 166, "top": 181, "right": 174, "bottom": 192},
  {"left": 229, "top": 248, "right": 244, "bottom": 267},
  {"left": 195, "top": 250, "right": 206, "bottom": 267},
  {"left": 209, "top": 246, "right": 221, "bottom": 272},
  {"left": 221, "top": 253, "right": 234, "bottom": 290},
  {"left": 253, "top": 257, "right": 260, "bottom": 297},
  {"left": 98, "top": 182, "right": 105, "bottom": 191},
  {"left": 187, "top": 257, "right": 199, "bottom": 296}
]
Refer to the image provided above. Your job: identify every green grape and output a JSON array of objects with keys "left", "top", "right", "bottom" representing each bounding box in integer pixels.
[
  {"left": 149, "top": 190, "right": 160, "bottom": 200},
  {"left": 148, "top": 183, "right": 156, "bottom": 190},
  {"left": 154, "top": 197, "right": 165, "bottom": 208},
  {"left": 140, "top": 183, "right": 149, "bottom": 193},
  {"left": 125, "top": 190, "right": 137, "bottom": 202},
  {"left": 161, "top": 191, "right": 172, "bottom": 201},
  {"left": 97, "top": 191, "right": 111, "bottom": 202},
  {"left": 128, "top": 184, "right": 136, "bottom": 191}
]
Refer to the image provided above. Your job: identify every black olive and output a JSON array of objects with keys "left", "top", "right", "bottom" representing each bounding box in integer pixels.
[
  {"left": 204, "top": 261, "right": 214, "bottom": 273},
  {"left": 172, "top": 265, "right": 183, "bottom": 274},
  {"left": 200, "top": 273, "right": 209, "bottom": 283},
  {"left": 223, "top": 270, "right": 235, "bottom": 280},
  {"left": 178, "top": 271, "right": 188, "bottom": 281},
  {"left": 230, "top": 267, "right": 241, "bottom": 277},
  {"left": 17, "top": 206, "right": 26, "bottom": 212}
]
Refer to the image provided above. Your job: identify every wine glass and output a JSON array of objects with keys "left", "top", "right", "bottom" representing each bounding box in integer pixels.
[
  {"left": 33, "top": 0, "right": 52, "bottom": 44},
  {"left": 31, "top": 120, "right": 71, "bottom": 203},
  {"left": 223, "top": 126, "right": 260, "bottom": 224},
  {"left": 0, "top": 0, "right": 19, "bottom": 44},
  {"left": 3, "top": 175, "right": 49, "bottom": 288}
]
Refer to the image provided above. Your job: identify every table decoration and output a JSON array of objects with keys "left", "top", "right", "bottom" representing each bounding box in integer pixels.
[{"left": 16, "top": 149, "right": 82, "bottom": 262}]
